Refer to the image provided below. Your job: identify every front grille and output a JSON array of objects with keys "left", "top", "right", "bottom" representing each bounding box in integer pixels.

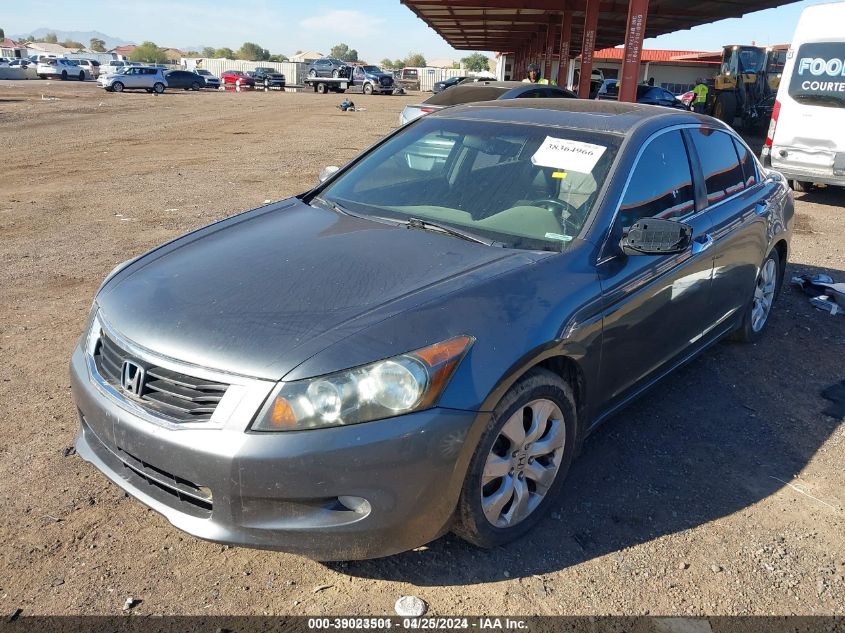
[
  {"left": 379, "top": 77, "right": 393, "bottom": 87},
  {"left": 117, "top": 446, "right": 212, "bottom": 515},
  {"left": 94, "top": 331, "right": 227, "bottom": 423}
]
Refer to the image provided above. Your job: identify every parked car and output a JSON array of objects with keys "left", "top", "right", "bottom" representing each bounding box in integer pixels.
[
  {"left": 400, "top": 81, "right": 577, "bottom": 124},
  {"left": 73, "top": 59, "right": 100, "bottom": 79},
  {"left": 248, "top": 66, "right": 286, "bottom": 89},
  {"left": 194, "top": 69, "right": 220, "bottom": 89},
  {"left": 351, "top": 65, "right": 395, "bottom": 95},
  {"left": 7, "top": 59, "right": 34, "bottom": 69},
  {"left": 394, "top": 67, "right": 421, "bottom": 91},
  {"left": 101, "top": 60, "right": 131, "bottom": 77},
  {"left": 165, "top": 70, "right": 205, "bottom": 91},
  {"left": 221, "top": 70, "right": 255, "bottom": 87},
  {"left": 678, "top": 89, "right": 695, "bottom": 108},
  {"left": 37, "top": 58, "right": 88, "bottom": 81},
  {"left": 432, "top": 76, "right": 467, "bottom": 93},
  {"left": 597, "top": 80, "right": 689, "bottom": 109},
  {"left": 306, "top": 58, "right": 351, "bottom": 79},
  {"left": 72, "top": 100, "right": 793, "bottom": 560},
  {"left": 97, "top": 67, "right": 168, "bottom": 93},
  {"left": 761, "top": 1, "right": 845, "bottom": 192}
]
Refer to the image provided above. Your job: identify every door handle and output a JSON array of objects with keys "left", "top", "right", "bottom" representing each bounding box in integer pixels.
[{"left": 691, "top": 234, "right": 714, "bottom": 255}]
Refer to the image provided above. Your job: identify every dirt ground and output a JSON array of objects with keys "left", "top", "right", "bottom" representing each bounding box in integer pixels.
[{"left": 0, "top": 79, "right": 843, "bottom": 618}]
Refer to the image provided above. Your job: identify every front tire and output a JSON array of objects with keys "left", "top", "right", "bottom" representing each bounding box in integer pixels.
[
  {"left": 61, "top": 70, "right": 68, "bottom": 80},
  {"left": 733, "top": 248, "right": 781, "bottom": 343},
  {"left": 714, "top": 92, "right": 737, "bottom": 126},
  {"left": 363, "top": 83, "right": 373, "bottom": 95},
  {"left": 453, "top": 368, "right": 577, "bottom": 549},
  {"left": 332, "top": 69, "right": 340, "bottom": 78},
  {"left": 112, "top": 81, "right": 124, "bottom": 92},
  {"left": 791, "top": 180, "right": 815, "bottom": 193},
  {"left": 191, "top": 81, "right": 200, "bottom": 91},
  {"left": 153, "top": 82, "right": 165, "bottom": 94},
  {"left": 309, "top": 69, "right": 317, "bottom": 78}
]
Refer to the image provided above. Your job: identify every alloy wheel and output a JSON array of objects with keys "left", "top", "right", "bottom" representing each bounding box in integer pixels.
[
  {"left": 751, "top": 258, "right": 777, "bottom": 332},
  {"left": 481, "top": 398, "right": 566, "bottom": 528}
]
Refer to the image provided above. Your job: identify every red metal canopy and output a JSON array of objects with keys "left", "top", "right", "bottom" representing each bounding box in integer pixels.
[{"left": 400, "top": 0, "right": 801, "bottom": 54}]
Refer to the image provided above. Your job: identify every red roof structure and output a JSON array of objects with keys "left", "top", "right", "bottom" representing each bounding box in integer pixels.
[{"left": 591, "top": 47, "right": 721, "bottom": 64}]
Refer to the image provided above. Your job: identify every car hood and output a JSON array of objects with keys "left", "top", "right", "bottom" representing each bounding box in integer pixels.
[{"left": 96, "top": 198, "right": 535, "bottom": 381}]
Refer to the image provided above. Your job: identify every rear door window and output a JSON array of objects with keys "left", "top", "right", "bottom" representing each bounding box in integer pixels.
[
  {"left": 688, "top": 128, "right": 746, "bottom": 205},
  {"left": 732, "top": 137, "right": 758, "bottom": 188},
  {"left": 788, "top": 42, "right": 845, "bottom": 108},
  {"left": 618, "top": 130, "right": 695, "bottom": 227}
]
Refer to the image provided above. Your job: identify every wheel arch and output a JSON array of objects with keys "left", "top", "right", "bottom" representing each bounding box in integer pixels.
[{"left": 772, "top": 238, "right": 788, "bottom": 290}]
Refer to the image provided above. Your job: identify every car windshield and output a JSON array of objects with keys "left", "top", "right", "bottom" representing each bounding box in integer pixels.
[
  {"left": 362, "top": 66, "right": 381, "bottom": 73},
  {"left": 319, "top": 118, "right": 619, "bottom": 252}
]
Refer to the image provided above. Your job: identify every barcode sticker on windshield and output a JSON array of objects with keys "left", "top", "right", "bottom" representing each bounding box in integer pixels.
[{"left": 531, "top": 137, "right": 606, "bottom": 173}]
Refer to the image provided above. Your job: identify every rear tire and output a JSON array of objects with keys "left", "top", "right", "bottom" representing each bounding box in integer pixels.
[
  {"left": 791, "top": 180, "right": 815, "bottom": 193},
  {"left": 61, "top": 70, "right": 68, "bottom": 80},
  {"left": 316, "top": 82, "right": 327, "bottom": 94},
  {"left": 153, "top": 82, "right": 165, "bottom": 94},
  {"left": 732, "top": 248, "right": 782, "bottom": 343},
  {"left": 309, "top": 69, "right": 317, "bottom": 78},
  {"left": 191, "top": 82, "right": 200, "bottom": 91},
  {"left": 332, "top": 69, "right": 340, "bottom": 78},
  {"left": 452, "top": 368, "right": 578, "bottom": 549},
  {"left": 78, "top": 71, "right": 85, "bottom": 81},
  {"left": 714, "top": 92, "right": 737, "bottom": 125}
]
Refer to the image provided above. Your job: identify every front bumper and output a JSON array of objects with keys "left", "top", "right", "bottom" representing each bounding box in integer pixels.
[{"left": 70, "top": 343, "right": 483, "bottom": 560}]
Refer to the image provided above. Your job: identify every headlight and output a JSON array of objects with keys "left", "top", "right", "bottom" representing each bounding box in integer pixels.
[{"left": 251, "top": 335, "right": 474, "bottom": 432}]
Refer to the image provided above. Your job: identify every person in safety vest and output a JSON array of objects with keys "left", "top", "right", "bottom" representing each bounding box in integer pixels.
[
  {"left": 523, "top": 63, "right": 555, "bottom": 85},
  {"left": 692, "top": 78, "right": 709, "bottom": 114}
]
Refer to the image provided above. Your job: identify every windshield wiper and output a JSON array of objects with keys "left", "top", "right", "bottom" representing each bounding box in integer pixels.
[
  {"left": 405, "top": 217, "right": 500, "bottom": 247},
  {"left": 311, "top": 196, "right": 404, "bottom": 226}
]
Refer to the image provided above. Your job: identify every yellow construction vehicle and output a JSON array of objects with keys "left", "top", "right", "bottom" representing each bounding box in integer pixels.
[{"left": 709, "top": 44, "right": 787, "bottom": 131}]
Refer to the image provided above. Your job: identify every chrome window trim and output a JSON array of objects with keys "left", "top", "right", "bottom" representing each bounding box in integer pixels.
[
  {"left": 85, "top": 312, "right": 275, "bottom": 431},
  {"left": 598, "top": 123, "right": 755, "bottom": 264}
]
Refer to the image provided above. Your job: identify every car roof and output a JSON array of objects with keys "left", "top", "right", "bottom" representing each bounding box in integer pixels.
[{"left": 431, "top": 98, "right": 713, "bottom": 135}]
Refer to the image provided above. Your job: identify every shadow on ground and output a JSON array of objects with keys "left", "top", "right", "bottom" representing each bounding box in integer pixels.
[{"left": 329, "top": 263, "right": 845, "bottom": 585}]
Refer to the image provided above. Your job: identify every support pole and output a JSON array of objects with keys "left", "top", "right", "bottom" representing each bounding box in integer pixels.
[
  {"left": 558, "top": 11, "right": 573, "bottom": 87},
  {"left": 544, "top": 16, "right": 555, "bottom": 80},
  {"left": 619, "top": 0, "right": 650, "bottom": 103},
  {"left": 578, "top": 0, "right": 600, "bottom": 98}
]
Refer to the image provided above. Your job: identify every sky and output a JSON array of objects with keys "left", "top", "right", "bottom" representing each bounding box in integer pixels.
[{"left": 2, "top": 0, "right": 835, "bottom": 62}]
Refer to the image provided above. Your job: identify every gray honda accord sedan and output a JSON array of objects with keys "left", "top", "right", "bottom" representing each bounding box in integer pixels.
[{"left": 71, "top": 100, "right": 793, "bottom": 560}]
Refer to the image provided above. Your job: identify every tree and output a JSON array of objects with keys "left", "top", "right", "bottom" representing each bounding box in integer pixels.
[
  {"left": 44, "top": 32, "right": 58, "bottom": 43},
  {"left": 236, "top": 42, "right": 270, "bottom": 61},
  {"left": 62, "top": 39, "right": 84, "bottom": 49},
  {"left": 200, "top": 47, "right": 215, "bottom": 58},
  {"left": 329, "top": 43, "right": 359, "bottom": 62},
  {"left": 89, "top": 37, "right": 106, "bottom": 52},
  {"left": 0, "top": 28, "right": 5, "bottom": 39},
  {"left": 185, "top": 50, "right": 199, "bottom": 57},
  {"left": 461, "top": 52, "right": 490, "bottom": 72},
  {"left": 404, "top": 52, "right": 426, "bottom": 68},
  {"left": 380, "top": 58, "right": 396, "bottom": 69},
  {"left": 129, "top": 41, "right": 168, "bottom": 64},
  {"left": 214, "top": 47, "right": 235, "bottom": 59},
  {"left": 268, "top": 54, "right": 288, "bottom": 63}
]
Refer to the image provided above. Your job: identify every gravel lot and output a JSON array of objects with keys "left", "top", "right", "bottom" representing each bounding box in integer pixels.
[{"left": 0, "top": 80, "right": 843, "bottom": 617}]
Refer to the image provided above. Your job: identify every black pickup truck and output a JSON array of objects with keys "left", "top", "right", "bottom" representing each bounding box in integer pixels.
[{"left": 248, "top": 67, "right": 286, "bottom": 88}]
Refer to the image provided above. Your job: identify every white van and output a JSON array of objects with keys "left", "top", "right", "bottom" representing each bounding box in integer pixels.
[{"left": 762, "top": 1, "right": 845, "bottom": 191}]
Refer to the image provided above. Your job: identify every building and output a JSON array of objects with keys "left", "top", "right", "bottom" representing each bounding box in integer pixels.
[
  {"left": 25, "top": 41, "right": 80, "bottom": 58},
  {"left": 1, "top": 38, "right": 28, "bottom": 59},
  {"left": 500, "top": 47, "right": 720, "bottom": 92},
  {"left": 290, "top": 50, "right": 324, "bottom": 63},
  {"left": 109, "top": 45, "right": 137, "bottom": 60}
]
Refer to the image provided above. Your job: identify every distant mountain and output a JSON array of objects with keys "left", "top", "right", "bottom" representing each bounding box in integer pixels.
[{"left": 11, "top": 29, "right": 133, "bottom": 49}]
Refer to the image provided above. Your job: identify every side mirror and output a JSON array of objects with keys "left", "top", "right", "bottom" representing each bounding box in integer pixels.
[
  {"left": 620, "top": 218, "right": 693, "bottom": 256},
  {"left": 319, "top": 165, "right": 340, "bottom": 183}
]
